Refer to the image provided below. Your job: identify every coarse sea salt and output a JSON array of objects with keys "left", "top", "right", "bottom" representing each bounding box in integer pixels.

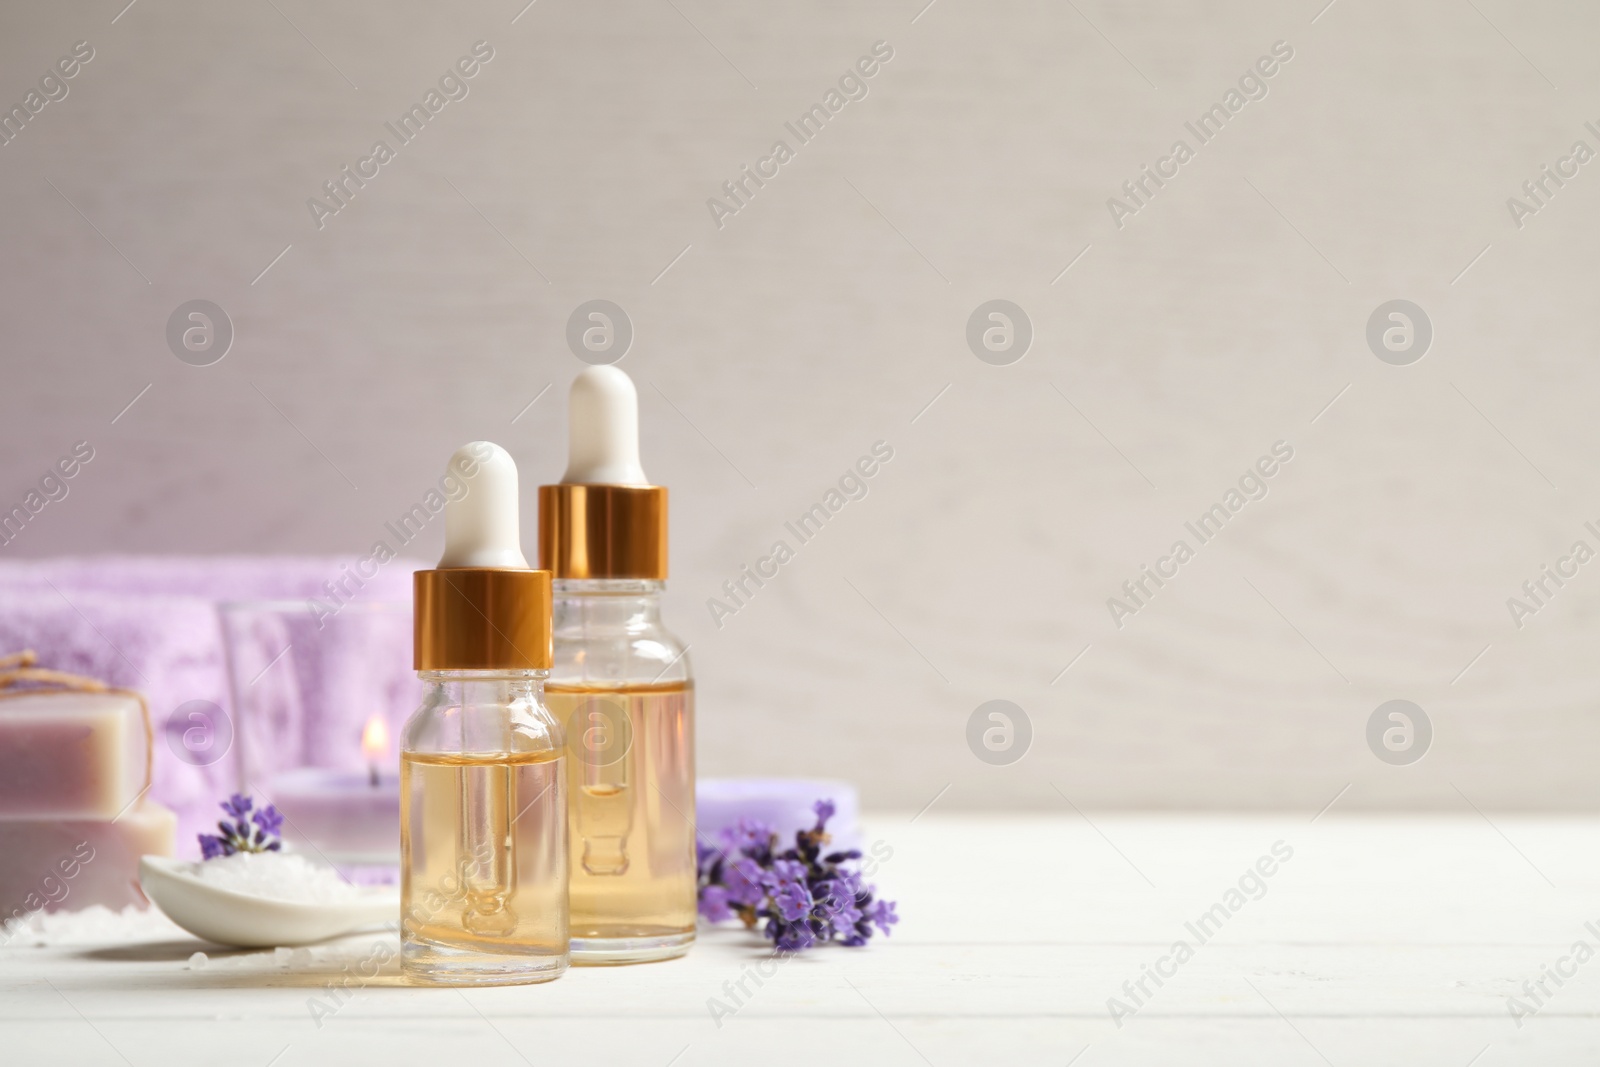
[
  {"left": 192, "top": 852, "right": 363, "bottom": 905},
  {"left": 1, "top": 904, "right": 185, "bottom": 947}
]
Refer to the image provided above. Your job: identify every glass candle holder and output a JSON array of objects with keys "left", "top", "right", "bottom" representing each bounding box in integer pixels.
[{"left": 219, "top": 599, "right": 415, "bottom": 877}]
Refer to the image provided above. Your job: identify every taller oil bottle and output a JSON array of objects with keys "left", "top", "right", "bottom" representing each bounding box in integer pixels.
[{"left": 538, "top": 367, "right": 696, "bottom": 963}]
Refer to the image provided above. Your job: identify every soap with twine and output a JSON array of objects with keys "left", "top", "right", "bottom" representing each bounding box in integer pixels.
[{"left": 0, "top": 651, "right": 153, "bottom": 821}]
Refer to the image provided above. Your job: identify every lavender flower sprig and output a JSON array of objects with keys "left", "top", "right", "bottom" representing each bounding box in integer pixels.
[
  {"left": 697, "top": 799, "right": 898, "bottom": 951},
  {"left": 198, "top": 794, "right": 284, "bottom": 859}
]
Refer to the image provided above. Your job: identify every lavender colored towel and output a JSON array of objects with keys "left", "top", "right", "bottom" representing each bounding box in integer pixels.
[{"left": 0, "top": 556, "right": 426, "bottom": 855}]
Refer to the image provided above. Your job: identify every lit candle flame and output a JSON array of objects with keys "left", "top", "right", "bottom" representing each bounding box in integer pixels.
[{"left": 362, "top": 715, "right": 389, "bottom": 786}]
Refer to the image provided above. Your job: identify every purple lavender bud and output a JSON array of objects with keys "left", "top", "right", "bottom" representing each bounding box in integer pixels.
[
  {"left": 773, "top": 881, "right": 812, "bottom": 922},
  {"left": 252, "top": 805, "right": 284, "bottom": 837},
  {"left": 815, "top": 879, "right": 864, "bottom": 928},
  {"left": 812, "top": 798, "right": 836, "bottom": 830},
  {"left": 699, "top": 885, "right": 733, "bottom": 923},
  {"left": 870, "top": 899, "right": 899, "bottom": 936},
  {"left": 721, "top": 818, "right": 776, "bottom": 856},
  {"left": 726, "top": 858, "right": 767, "bottom": 907},
  {"left": 761, "top": 859, "right": 807, "bottom": 890}
]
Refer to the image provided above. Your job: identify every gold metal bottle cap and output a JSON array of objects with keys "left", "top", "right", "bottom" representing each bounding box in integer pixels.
[
  {"left": 537, "top": 484, "right": 667, "bottom": 580},
  {"left": 413, "top": 567, "right": 552, "bottom": 670}
]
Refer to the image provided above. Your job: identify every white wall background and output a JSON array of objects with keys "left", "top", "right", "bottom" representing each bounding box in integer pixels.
[{"left": 2, "top": 0, "right": 1598, "bottom": 811}]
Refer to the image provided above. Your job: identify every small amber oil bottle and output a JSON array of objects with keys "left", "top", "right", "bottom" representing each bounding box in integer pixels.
[{"left": 401, "top": 441, "right": 568, "bottom": 985}]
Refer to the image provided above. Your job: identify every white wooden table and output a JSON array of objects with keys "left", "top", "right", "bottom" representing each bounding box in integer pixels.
[{"left": 2, "top": 814, "right": 1596, "bottom": 1065}]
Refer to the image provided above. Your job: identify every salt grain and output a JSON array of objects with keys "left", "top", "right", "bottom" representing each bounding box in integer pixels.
[{"left": 187, "top": 951, "right": 208, "bottom": 970}]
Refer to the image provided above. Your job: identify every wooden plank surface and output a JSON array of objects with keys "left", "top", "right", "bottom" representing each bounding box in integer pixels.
[{"left": 3, "top": 814, "right": 1599, "bottom": 1064}]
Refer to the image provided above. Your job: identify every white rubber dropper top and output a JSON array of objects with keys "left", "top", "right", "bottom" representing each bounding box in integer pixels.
[
  {"left": 438, "top": 441, "right": 530, "bottom": 568},
  {"left": 560, "top": 366, "right": 649, "bottom": 486}
]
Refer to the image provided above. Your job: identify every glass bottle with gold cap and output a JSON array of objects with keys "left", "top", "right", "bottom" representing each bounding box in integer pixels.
[
  {"left": 401, "top": 441, "right": 568, "bottom": 985},
  {"left": 540, "top": 367, "right": 695, "bottom": 964}
]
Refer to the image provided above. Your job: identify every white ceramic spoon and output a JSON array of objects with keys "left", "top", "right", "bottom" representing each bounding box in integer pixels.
[{"left": 139, "top": 855, "right": 399, "bottom": 948}]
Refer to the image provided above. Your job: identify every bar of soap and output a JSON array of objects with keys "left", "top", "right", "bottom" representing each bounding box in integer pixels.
[
  {"left": 0, "top": 801, "right": 176, "bottom": 919},
  {"left": 697, "top": 778, "right": 860, "bottom": 852},
  {"left": 0, "top": 690, "right": 149, "bottom": 820}
]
